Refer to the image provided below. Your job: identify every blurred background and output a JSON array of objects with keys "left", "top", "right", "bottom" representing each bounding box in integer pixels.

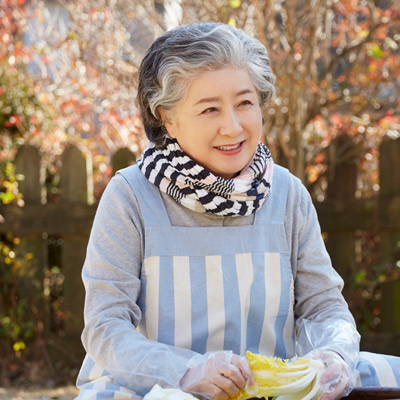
[{"left": 0, "top": 0, "right": 399, "bottom": 391}]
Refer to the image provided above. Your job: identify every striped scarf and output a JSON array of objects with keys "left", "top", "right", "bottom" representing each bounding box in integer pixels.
[{"left": 137, "top": 138, "right": 273, "bottom": 217}]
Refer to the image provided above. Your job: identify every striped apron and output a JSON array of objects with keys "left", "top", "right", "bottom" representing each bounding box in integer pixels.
[
  {"left": 75, "top": 165, "right": 400, "bottom": 399},
  {"left": 135, "top": 163, "right": 295, "bottom": 359}
]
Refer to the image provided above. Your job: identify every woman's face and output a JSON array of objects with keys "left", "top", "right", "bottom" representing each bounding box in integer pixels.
[{"left": 162, "top": 67, "right": 263, "bottom": 179}]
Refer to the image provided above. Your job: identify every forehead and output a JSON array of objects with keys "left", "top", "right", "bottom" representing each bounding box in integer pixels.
[{"left": 183, "top": 67, "right": 258, "bottom": 103}]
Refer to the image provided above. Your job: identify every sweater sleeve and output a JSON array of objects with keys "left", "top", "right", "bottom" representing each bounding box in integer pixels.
[
  {"left": 81, "top": 173, "right": 198, "bottom": 396},
  {"left": 286, "top": 175, "right": 360, "bottom": 370}
]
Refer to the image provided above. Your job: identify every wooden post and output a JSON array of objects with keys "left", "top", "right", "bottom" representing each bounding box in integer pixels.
[
  {"left": 111, "top": 147, "right": 136, "bottom": 175},
  {"left": 61, "top": 145, "right": 94, "bottom": 205},
  {"left": 14, "top": 144, "right": 46, "bottom": 204},
  {"left": 378, "top": 137, "right": 400, "bottom": 333},
  {"left": 324, "top": 134, "right": 358, "bottom": 291},
  {"left": 14, "top": 145, "right": 47, "bottom": 330},
  {"left": 60, "top": 145, "right": 92, "bottom": 344}
]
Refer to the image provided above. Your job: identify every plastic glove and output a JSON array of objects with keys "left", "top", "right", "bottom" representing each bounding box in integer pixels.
[
  {"left": 307, "top": 349, "right": 354, "bottom": 400},
  {"left": 180, "top": 351, "right": 254, "bottom": 400}
]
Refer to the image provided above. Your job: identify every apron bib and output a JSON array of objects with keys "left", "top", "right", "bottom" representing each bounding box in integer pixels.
[{"left": 133, "top": 164, "right": 295, "bottom": 359}]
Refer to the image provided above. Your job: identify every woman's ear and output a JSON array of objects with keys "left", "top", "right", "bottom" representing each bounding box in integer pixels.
[{"left": 158, "top": 108, "right": 176, "bottom": 138}]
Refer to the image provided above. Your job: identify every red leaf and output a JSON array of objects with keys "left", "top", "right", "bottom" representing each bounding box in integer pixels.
[
  {"left": 315, "top": 153, "right": 324, "bottom": 164},
  {"left": 331, "top": 114, "right": 342, "bottom": 126}
]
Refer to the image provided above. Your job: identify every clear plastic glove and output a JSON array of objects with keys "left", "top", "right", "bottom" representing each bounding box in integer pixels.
[
  {"left": 296, "top": 319, "right": 359, "bottom": 400},
  {"left": 307, "top": 349, "right": 353, "bottom": 400},
  {"left": 179, "top": 351, "right": 254, "bottom": 400}
]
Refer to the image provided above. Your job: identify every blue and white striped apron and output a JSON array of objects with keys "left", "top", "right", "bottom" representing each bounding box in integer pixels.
[
  {"left": 135, "top": 164, "right": 295, "bottom": 359},
  {"left": 76, "top": 165, "right": 400, "bottom": 399}
]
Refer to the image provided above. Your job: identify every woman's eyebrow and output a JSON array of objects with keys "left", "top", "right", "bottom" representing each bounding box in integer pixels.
[
  {"left": 236, "top": 89, "right": 255, "bottom": 96},
  {"left": 193, "top": 89, "right": 256, "bottom": 106},
  {"left": 194, "top": 96, "right": 220, "bottom": 106}
]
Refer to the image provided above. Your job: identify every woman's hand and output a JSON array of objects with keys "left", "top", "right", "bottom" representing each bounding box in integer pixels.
[
  {"left": 308, "top": 350, "right": 353, "bottom": 400},
  {"left": 180, "top": 352, "right": 254, "bottom": 400}
]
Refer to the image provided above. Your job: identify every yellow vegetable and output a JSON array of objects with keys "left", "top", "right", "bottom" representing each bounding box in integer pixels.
[{"left": 234, "top": 351, "right": 325, "bottom": 400}]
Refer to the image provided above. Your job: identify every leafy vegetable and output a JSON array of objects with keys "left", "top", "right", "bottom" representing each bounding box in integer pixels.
[{"left": 235, "top": 351, "right": 325, "bottom": 400}]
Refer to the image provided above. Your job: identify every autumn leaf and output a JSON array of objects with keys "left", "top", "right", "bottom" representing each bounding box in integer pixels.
[{"left": 229, "top": 0, "right": 241, "bottom": 8}]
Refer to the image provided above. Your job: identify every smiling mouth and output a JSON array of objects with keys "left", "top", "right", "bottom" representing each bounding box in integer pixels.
[{"left": 215, "top": 142, "right": 242, "bottom": 151}]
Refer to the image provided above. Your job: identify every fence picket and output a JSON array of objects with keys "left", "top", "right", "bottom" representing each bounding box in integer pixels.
[
  {"left": 324, "top": 134, "right": 358, "bottom": 284},
  {"left": 14, "top": 144, "right": 45, "bottom": 203},
  {"left": 60, "top": 145, "right": 91, "bottom": 344},
  {"left": 13, "top": 145, "right": 46, "bottom": 333},
  {"left": 60, "top": 144, "right": 94, "bottom": 205},
  {"left": 111, "top": 147, "right": 136, "bottom": 175}
]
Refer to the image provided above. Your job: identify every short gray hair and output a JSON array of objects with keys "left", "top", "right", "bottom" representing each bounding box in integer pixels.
[{"left": 137, "top": 22, "right": 275, "bottom": 147}]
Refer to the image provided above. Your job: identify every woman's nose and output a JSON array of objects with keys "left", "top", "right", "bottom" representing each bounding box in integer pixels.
[{"left": 219, "top": 109, "right": 243, "bottom": 137}]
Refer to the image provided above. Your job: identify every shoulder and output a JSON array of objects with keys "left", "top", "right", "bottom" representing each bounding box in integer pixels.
[
  {"left": 114, "top": 164, "right": 143, "bottom": 190},
  {"left": 104, "top": 164, "right": 155, "bottom": 206},
  {"left": 94, "top": 165, "right": 146, "bottom": 231},
  {"left": 99, "top": 165, "right": 139, "bottom": 205}
]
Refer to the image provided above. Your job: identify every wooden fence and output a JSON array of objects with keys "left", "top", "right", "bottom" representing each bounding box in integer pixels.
[
  {"left": 0, "top": 136, "right": 399, "bottom": 365},
  {"left": 0, "top": 144, "right": 137, "bottom": 364},
  {"left": 315, "top": 135, "right": 400, "bottom": 355}
]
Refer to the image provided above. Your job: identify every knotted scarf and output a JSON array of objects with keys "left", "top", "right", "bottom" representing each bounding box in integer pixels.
[{"left": 137, "top": 138, "right": 273, "bottom": 217}]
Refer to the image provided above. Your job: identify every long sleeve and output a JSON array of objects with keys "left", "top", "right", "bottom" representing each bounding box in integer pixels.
[
  {"left": 285, "top": 175, "right": 360, "bottom": 370},
  {"left": 81, "top": 174, "right": 198, "bottom": 396}
]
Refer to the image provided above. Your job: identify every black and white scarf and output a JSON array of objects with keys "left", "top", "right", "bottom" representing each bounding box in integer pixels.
[{"left": 137, "top": 138, "right": 273, "bottom": 217}]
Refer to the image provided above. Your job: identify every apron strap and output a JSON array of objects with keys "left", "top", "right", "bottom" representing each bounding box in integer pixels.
[
  {"left": 117, "top": 164, "right": 171, "bottom": 227},
  {"left": 254, "top": 164, "right": 290, "bottom": 225}
]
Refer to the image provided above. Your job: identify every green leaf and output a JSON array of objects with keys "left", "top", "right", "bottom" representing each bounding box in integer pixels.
[
  {"left": 228, "top": 17, "right": 236, "bottom": 27},
  {"left": 229, "top": 0, "right": 241, "bottom": 8},
  {"left": 0, "top": 192, "right": 14, "bottom": 204},
  {"left": 13, "top": 340, "right": 26, "bottom": 352},
  {"left": 368, "top": 44, "right": 384, "bottom": 59},
  {"left": 354, "top": 270, "right": 367, "bottom": 284},
  {"left": 1, "top": 316, "right": 11, "bottom": 327}
]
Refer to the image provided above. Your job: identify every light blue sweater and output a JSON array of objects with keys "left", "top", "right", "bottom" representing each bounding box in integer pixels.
[{"left": 76, "top": 164, "right": 360, "bottom": 398}]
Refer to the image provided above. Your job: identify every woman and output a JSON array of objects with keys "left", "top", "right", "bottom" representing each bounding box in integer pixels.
[{"left": 75, "top": 22, "right": 399, "bottom": 400}]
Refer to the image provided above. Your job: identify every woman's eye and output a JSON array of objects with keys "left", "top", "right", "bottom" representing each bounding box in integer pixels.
[
  {"left": 201, "top": 107, "right": 218, "bottom": 114},
  {"left": 239, "top": 100, "right": 252, "bottom": 107}
]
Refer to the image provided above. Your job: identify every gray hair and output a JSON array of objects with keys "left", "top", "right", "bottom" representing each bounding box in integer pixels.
[{"left": 137, "top": 22, "right": 275, "bottom": 147}]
